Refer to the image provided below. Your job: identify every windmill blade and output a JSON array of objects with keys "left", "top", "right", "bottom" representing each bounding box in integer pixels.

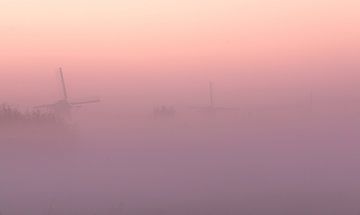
[
  {"left": 59, "top": 67, "right": 68, "bottom": 100},
  {"left": 70, "top": 99, "right": 100, "bottom": 106}
]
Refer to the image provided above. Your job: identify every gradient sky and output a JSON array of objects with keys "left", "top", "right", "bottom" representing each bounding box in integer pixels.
[
  {"left": 1, "top": 0, "right": 360, "bottom": 107},
  {"left": 2, "top": 3, "right": 360, "bottom": 213}
]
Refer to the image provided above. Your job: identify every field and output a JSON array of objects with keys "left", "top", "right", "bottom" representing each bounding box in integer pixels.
[{"left": 1, "top": 107, "right": 360, "bottom": 215}]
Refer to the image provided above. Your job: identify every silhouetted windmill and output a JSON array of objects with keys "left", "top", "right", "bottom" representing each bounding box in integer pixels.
[
  {"left": 192, "top": 81, "right": 240, "bottom": 113},
  {"left": 35, "top": 67, "right": 100, "bottom": 119}
]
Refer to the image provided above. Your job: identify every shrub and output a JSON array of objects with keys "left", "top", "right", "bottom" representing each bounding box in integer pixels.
[{"left": 0, "top": 103, "right": 64, "bottom": 126}]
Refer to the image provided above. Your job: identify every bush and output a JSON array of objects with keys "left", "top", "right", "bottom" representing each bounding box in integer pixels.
[{"left": 0, "top": 104, "right": 64, "bottom": 126}]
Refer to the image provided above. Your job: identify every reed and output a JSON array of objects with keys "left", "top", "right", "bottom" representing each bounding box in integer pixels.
[{"left": 0, "top": 103, "right": 64, "bottom": 126}]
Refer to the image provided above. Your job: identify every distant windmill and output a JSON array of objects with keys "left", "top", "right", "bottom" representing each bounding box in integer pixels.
[
  {"left": 35, "top": 67, "right": 100, "bottom": 119},
  {"left": 192, "top": 81, "right": 240, "bottom": 113}
]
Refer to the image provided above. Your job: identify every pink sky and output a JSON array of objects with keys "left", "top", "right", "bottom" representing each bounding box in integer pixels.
[
  {"left": 1, "top": 0, "right": 360, "bottom": 106},
  {"left": 3, "top": 3, "right": 360, "bottom": 212}
]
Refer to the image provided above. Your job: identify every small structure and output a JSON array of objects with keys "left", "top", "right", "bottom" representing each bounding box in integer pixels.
[
  {"left": 153, "top": 105, "right": 176, "bottom": 118},
  {"left": 192, "top": 82, "right": 240, "bottom": 113}
]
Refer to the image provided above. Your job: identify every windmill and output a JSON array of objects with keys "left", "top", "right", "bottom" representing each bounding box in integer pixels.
[
  {"left": 191, "top": 81, "right": 241, "bottom": 113},
  {"left": 35, "top": 67, "right": 100, "bottom": 119}
]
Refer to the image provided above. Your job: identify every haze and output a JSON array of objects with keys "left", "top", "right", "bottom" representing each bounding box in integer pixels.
[{"left": 1, "top": 0, "right": 360, "bottom": 214}]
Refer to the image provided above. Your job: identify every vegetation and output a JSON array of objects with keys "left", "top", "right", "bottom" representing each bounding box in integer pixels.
[{"left": 0, "top": 103, "right": 63, "bottom": 126}]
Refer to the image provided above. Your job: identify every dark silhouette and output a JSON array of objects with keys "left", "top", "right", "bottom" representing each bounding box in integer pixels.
[
  {"left": 0, "top": 103, "right": 62, "bottom": 125},
  {"left": 34, "top": 67, "right": 100, "bottom": 120},
  {"left": 153, "top": 105, "right": 176, "bottom": 118},
  {"left": 191, "top": 81, "right": 241, "bottom": 114}
]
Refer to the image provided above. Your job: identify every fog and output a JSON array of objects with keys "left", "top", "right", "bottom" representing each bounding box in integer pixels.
[
  {"left": 2, "top": 0, "right": 360, "bottom": 213},
  {"left": 1, "top": 63, "right": 360, "bottom": 215}
]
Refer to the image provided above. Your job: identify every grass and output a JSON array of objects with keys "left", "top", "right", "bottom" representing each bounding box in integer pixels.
[{"left": 0, "top": 103, "right": 63, "bottom": 126}]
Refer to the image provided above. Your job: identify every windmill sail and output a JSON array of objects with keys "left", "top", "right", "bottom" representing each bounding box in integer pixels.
[
  {"left": 59, "top": 67, "right": 68, "bottom": 100},
  {"left": 34, "top": 68, "right": 100, "bottom": 119},
  {"left": 70, "top": 99, "right": 100, "bottom": 105}
]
